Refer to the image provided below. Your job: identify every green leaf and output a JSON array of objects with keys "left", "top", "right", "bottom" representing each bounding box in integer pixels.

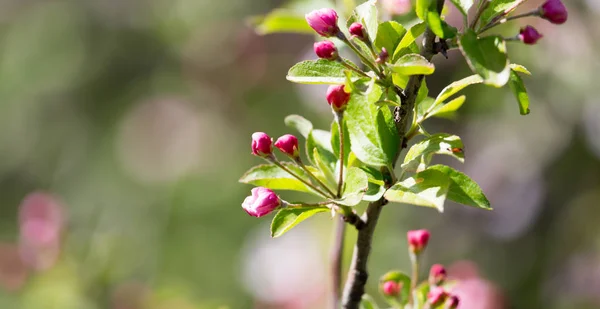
[
  {"left": 402, "top": 134, "right": 465, "bottom": 172},
  {"left": 249, "top": 9, "right": 313, "bottom": 35},
  {"left": 354, "top": 0, "right": 379, "bottom": 39},
  {"left": 428, "top": 165, "right": 492, "bottom": 209},
  {"left": 239, "top": 163, "right": 322, "bottom": 195},
  {"left": 479, "top": 0, "right": 526, "bottom": 28},
  {"left": 285, "top": 114, "right": 313, "bottom": 138},
  {"left": 414, "top": 282, "right": 431, "bottom": 309},
  {"left": 508, "top": 69, "right": 530, "bottom": 115},
  {"left": 392, "top": 73, "right": 409, "bottom": 89},
  {"left": 435, "top": 74, "right": 483, "bottom": 105},
  {"left": 374, "top": 21, "right": 406, "bottom": 56},
  {"left": 333, "top": 167, "right": 369, "bottom": 206},
  {"left": 449, "top": 0, "right": 473, "bottom": 16},
  {"left": 415, "top": 0, "right": 433, "bottom": 20},
  {"left": 345, "top": 86, "right": 399, "bottom": 167},
  {"left": 390, "top": 54, "right": 435, "bottom": 75},
  {"left": 313, "top": 148, "right": 338, "bottom": 187},
  {"left": 393, "top": 22, "right": 427, "bottom": 61},
  {"left": 510, "top": 63, "right": 531, "bottom": 75},
  {"left": 331, "top": 119, "right": 351, "bottom": 166},
  {"left": 426, "top": 9, "right": 458, "bottom": 39},
  {"left": 270, "top": 207, "right": 329, "bottom": 237},
  {"left": 384, "top": 168, "right": 451, "bottom": 211},
  {"left": 429, "top": 95, "right": 466, "bottom": 119},
  {"left": 307, "top": 129, "right": 335, "bottom": 165},
  {"left": 416, "top": 79, "right": 429, "bottom": 105},
  {"left": 458, "top": 30, "right": 509, "bottom": 87},
  {"left": 380, "top": 271, "right": 412, "bottom": 306},
  {"left": 360, "top": 295, "right": 379, "bottom": 309},
  {"left": 287, "top": 60, "right": 360, "bottom": 84}
]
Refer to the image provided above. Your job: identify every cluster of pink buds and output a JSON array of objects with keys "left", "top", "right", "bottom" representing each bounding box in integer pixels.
[{"left": 517, "top": 0, "right": 567, "bottom": 45}]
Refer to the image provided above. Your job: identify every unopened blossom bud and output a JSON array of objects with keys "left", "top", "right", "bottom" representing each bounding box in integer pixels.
[
  {"left": 314, "top": 41, "right": 338, "bottom": 60},
  {"left": 242, "top": 187, "right": 281, "bottom": 217},
  {"left": 376, "top": 47, "right": 389, "bottom": 64},
  {"left": 447, "top": 295, "right": 460, "bottom": 309},
  {"left": 407, "top": 229, "right": 430, "bottom": 254},
  {"left": 519, "top": 26, "right": 543, "bottom": 45},
  {"left": 382, "top": 281, "right": 401, "bottom": 296},
  {"left": 540, "top": 0, "right": 567, "bottom": 24},
  {"left": 326, "top": 85, "right": 351, "bottom": 112},
  {"left": 429, "top": 264, "right": 447, "bottom": 286},
  {"left": 251, "top": 132, "right": 273, "bottom": 157},
  {"left": 305, "top": 8, "right": 340, "bottom": 37},
  {"left": 428, "top": 287, "right": 449, "bottom": 306},
  {"left": 349, "top": 22, "right": 366, "bottom": 40},
  {"left": 274, "top": 134, "right": 300, "bottom": 158}
]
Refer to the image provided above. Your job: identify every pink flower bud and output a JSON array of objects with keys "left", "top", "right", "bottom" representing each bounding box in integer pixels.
[
  {"left": 447, "top": 295, "right": 460, "bottom": 309},
  {"left": 314, "top": 41, "right": 338, "bottom": 60},
  {"left": 540, "top": 0, "right": 567, "bottom": 24},
  {"left": 326, "top": 85, "right": 351, "bottom": 112},
  {"left": 427, "top": 287, "right": 449, "bottom": 306},
  {"left": 274, "top": 134, "right": 300, "bottom": 158},
  {"left": 382, "top": 281, "right": 401, "bottom": 296},
  {"left": 305, "top": 8, "right": 340, "bottom": 37},
  {"left": 376, "top": 47, "right": 389, "bottom": 64},
  {"left": 349, "top": 22, "right": 366, "bottom": 40},
  {"left": 407, "top": 229, "right": 430, "bottom": 254},
  {"left": 519, "top": 26, "right": 543, "bottom": 45},
  {"left": 242, "top": 187, "right": 281, "bottom": 217},
  {"left": 251, "top": 132, "right": 273, "bottom": 157},
  {"left": 429, "top": 264, "right": 447, "bottom": 286}
]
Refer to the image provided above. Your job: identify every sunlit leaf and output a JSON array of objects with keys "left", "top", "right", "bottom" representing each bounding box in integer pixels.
[
  {"left": 458, "top": 30, "right": 509, "bottom": 87},
  {"left": 508, "top": 69, "right": 530, "bottom": 115},
  {"left": 287, "top": 60, "right": 361, "bottom": 84},
  {"left": 240, "top": 163, "right": 323, "bottom": 196},
  {"left": 390, "top": 54, "right": 435, "bottom": 75},
  {"left": 385, "top": 168, "right": 451, "bottom": 211},
  {"left": 271, "top": 207, "right": 329, "bottom": 237},
  {"left": 402, "top": 134, "right": 465, "bottom": 172},
  {"left": 374, "top": 21, "right": 406, "bottom": 56}
]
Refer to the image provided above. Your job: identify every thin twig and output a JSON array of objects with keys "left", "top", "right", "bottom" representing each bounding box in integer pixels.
[
  {"left": 470, "top": 0, "right": 490, "bottom": 30},
  {"left": 408, "top": 252, "right": 419, "bottom": 305},
  {"left": 296, "top": 159, "right": 337, "bottom": 198},
  {"left": 478, "top": 10, "right": 540, "bottom": 34},
  {"left": 270, "top": 158, "right": 332, "bottom": 198},
  {"left": 330, "top": 216, "right": 346, "bottom": 309},
  {"left": 336, "top": 112, "right": 345, "bottom": 198}
]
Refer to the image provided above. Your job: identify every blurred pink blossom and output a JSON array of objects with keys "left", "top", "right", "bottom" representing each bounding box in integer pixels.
[{"left": 448, "top": 261, "right": 508, "bottom": 309}]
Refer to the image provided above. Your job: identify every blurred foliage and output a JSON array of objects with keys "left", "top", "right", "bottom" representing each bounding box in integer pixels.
[{"left": 0, "top": 0, "right": 598, "bottom": 308}]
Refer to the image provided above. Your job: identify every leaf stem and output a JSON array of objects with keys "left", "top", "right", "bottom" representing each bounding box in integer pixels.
[
  {"left": 409, "top": 252, "right": 419, "bottom": 305},
  {"left": 478, "top": 10, "right": 541, "bottom": 34},
  {"left": 296, "top": 158, "right": 338, "bottom": 198},
  {"left": 335, "top": 112, "right": 345, "bottom": 198},
  {"left": 339, "top": 58, "right": 370, "bottom": 78},
  {"left": 470, "top": 0, "right": 490, "bottom": 30},
  {"left": 337, "top": 33, "right": 384, "bottom": 79},
  {"left": 269, "top": 157, "right": 332, "bottom": 198}
]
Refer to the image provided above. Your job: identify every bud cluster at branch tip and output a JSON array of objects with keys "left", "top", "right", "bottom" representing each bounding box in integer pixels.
[
  {"left": 314, "top": 40, "right": 338, "bottom": 60},
  {"left": 519, "top": 26, "right": 543, "bottom": 45},
  {"left": 381, "top": 281, "right": 401, "bottom": 296},
  {"left": 326, "top": 85, "right": 351, "bottom": 112},
  {"left": 427, "top": 286, "right": 448, "bottom": 306},
  {"left": 251, "top": 132, "right": 273, "bottom": 157},
  {"left": 242, "top": 187, "right": 281, "bottom": 217},
  {"left": 274, "top": 134, "right": 300, "bottom": 159},
  {"left": 305, "top": 8, "right": 340, "bottom": 37},
  {"left": 540, "top": 0, "right": 567, "bottom": 24},
  {"left": 407, "top": 229, "right": 430, "bottom": 254}
]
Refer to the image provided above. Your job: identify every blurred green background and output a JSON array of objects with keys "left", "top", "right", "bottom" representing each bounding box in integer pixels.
[{"left": 0, "top": 0, "right": 598, "bottom": 308}]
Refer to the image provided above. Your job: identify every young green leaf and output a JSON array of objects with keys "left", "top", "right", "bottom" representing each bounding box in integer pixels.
[
  {"left": 374, "top": 21, "right": 406, "bottom": 56},
  {"left": 354, "top": 0, "right": 379, "bottom": 39},
  {"left": 508, "top": 69, "right": 530, "bottom": 115},
  {"left": 402, "top": 134, "right": 465, "bottom": 172},
  {"left": 428, "top": 165, "right": 492, "bottom": 209},
  {"left": 415, "top": 0, "right": 433, "bottom": 20},
  {"left": 271, "top": 207, "right": 329, "bottom": 237},
  {"left": 240, "top": 163, "right": 323, "bottom": 196},
  {"left": 360, "top": 294, "right": 379, "bottom": 309},
  {"left": 393, "top": 22, "right": 426, "bottom": 61},
  {"left": 345, "top": 86, "right": 399, "bottom": 167},
  {"left": 426, "top": 9, "right": 458, "bottom": 39},
  {"left": 287, "top": 60, "right": 360, "bottom": 84},
  {"left": 384, "top": 168, "right": 451, "bottom": 211},
  {"left": 390, "top": 54, "right": 435, "bottom": 75},
  {"left": 510, "top": 63, "right": 531, "bottom": 75},
  {"left": 428, "top": 95, "right": 466, "bottom": 119},
  {"left": 250, "top": 9, "right": 313, "bottom": 35},
  {"left": 435, "top": 74, "right": 483, "bottom": 105},
  {"left": 449, "top": 0, "right": 474, "bottom": 16},
  {"left": 284, "top": 114, "right": 313, "bottom": 138},
  {"left": 416, "top": 78, "right": 429, "bottom": 105},
  {"left": 332, "top": 167, "right": 369, "bottom": 206},
  {"left": 479, "top": 0, "right": 527, "bottom": 29},
  {"left": 313, "top": 148, "right": 337, "bottom": 187},
  {"left": 458, "top": 30, "right": 510, "bottom": 87},
  {"left": 331, "top": 119, "right": 351, "bottom": 166}
]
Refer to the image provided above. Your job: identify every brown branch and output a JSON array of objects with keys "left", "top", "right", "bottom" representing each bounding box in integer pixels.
[{"left": 340, "top": 1, "right": 445, "bottom": 308}]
